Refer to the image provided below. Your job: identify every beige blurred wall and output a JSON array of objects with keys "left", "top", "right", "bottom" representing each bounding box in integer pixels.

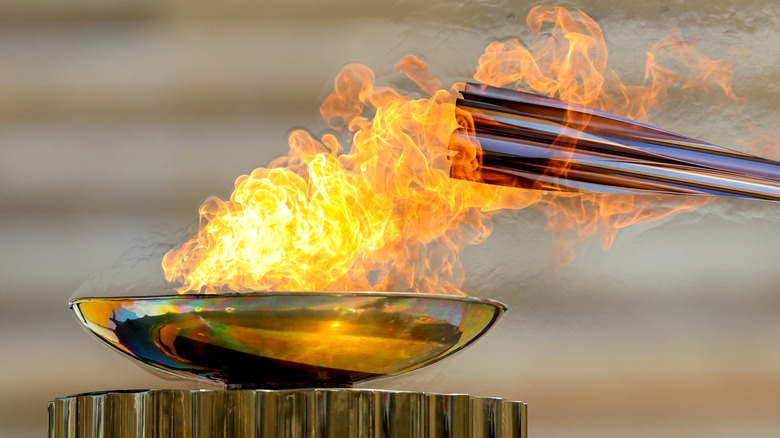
[{"left": 2, "top": 1, "right": 780, "bottom": 437}]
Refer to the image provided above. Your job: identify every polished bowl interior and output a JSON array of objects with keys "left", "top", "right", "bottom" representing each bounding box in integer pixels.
[{"left": 70, "top": 292, "right": 506, "bottom": 388}]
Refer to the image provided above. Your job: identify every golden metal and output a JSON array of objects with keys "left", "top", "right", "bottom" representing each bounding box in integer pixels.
[{"left": 48, "top": 389, "right": 527, "bottom": 438}]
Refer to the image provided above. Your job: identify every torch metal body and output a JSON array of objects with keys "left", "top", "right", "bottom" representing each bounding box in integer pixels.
[
  {"left": 451, "top": 82, "right": 780, "bottom": 201},
  {"left": 49, "top": 389, "right": 527, "bottom": 438}
]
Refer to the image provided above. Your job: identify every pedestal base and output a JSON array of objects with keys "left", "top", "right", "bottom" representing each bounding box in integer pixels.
[{"left": 49, "top": 389, "right": 527, "bottom": 437}]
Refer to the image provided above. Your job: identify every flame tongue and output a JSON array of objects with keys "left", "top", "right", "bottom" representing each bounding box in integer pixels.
[{"left": 163, "top": 5, "right": 750, "bottom": 294}]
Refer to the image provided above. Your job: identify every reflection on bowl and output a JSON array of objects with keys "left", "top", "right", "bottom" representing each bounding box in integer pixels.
[{"left": 70, "top": 292, "right": 506, "bottom": 388}]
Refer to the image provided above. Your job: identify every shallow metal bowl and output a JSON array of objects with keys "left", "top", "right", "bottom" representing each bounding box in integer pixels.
[{"left": 70, "top": 292, "right": 506, "bottom": 388}]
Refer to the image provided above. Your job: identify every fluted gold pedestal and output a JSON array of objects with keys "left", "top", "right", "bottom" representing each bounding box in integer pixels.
[{"left": 48, "top": 389, "right": 527, "bottom": 437}]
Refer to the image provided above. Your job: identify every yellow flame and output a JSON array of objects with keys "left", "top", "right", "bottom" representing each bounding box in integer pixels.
[
  {"left": 163, "top": 65, "right": 534, "bottom": 294},
  {"left": 163, "top": 5, "right": 743, "bottom": 294}
]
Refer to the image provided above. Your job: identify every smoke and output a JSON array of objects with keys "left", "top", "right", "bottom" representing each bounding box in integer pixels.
[{"left": 72, "top": 227, "right": 187, "bottom": 300}]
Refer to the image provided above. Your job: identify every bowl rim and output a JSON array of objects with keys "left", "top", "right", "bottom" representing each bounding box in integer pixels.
[{"left": 69, "top": 291, "right": 507, "bottom": 312}]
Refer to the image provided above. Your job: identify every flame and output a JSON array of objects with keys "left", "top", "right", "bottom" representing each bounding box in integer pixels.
[
  {"left": 163, "top": 65, "right": 535, "bottom": 294},
  {"left": 739, "top": 124, "right": 780, "bottom": 160},
  {"left": 470, "top": 6, "right": 743, "bottom": 264},
  {"left": 163, "top": 5, "right": 744, "bottom": 294}
]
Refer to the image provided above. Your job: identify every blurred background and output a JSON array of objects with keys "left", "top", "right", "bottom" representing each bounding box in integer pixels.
[{"left": 2, "top": 1, "right": 780, "bottom": 437}]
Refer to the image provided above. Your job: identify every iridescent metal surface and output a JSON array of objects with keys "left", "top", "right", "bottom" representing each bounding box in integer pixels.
[{"left": 70, "top": 292, "right": 506, "bottom": 388}]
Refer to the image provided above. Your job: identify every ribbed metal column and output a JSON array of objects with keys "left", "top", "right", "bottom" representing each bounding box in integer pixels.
[{"left": 48, "top": 389, "right": 527, "bottom": 438}]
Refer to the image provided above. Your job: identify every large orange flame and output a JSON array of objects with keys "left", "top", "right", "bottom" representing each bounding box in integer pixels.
[
  {"left": 163, "top": 5, "right": 744, "bottom": 294},
  {"left": 162, "top": 67, "right": 534, "bottom": 294}
]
